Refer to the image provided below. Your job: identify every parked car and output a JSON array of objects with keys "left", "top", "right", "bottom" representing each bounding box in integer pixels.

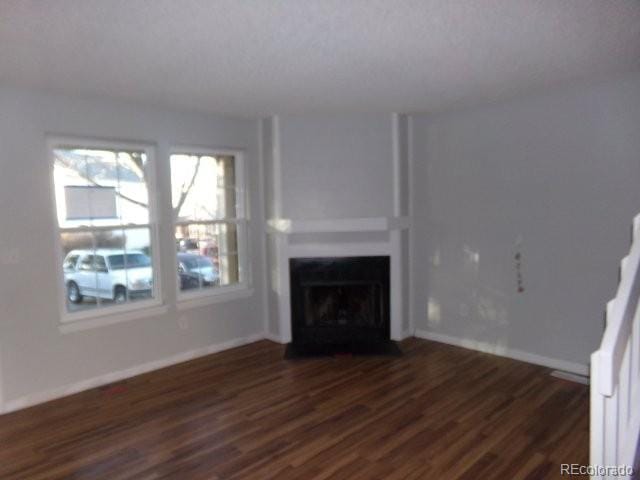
[
  {"left": 176, "top": 238, "right": 199, "bottom": 253},
  {"left": 177, "top": 253, "right": 219, "bottom": 290},
  {"left": 199, "top": 243, "right": 220, "bottom": 266},
  {"left": 63, "top": 249, "right": 153, "bottom": 304}
]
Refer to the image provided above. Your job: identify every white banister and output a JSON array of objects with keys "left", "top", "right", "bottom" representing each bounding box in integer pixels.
[{"left": 591, "top": 213, "right": 640, "bottom": 479}]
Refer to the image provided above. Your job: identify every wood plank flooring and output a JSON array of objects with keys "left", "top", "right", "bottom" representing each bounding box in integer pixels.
[{"left": 0, "top": 338, "right": 589, "bottom": 479}]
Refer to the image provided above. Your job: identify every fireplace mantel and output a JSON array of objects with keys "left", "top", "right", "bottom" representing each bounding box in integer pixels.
[
  {"left": 264, "top": 220, "right": 409, "bottom": 346},
  {"left": 266, "top": 216, "right": 409, "bottom": 235}
]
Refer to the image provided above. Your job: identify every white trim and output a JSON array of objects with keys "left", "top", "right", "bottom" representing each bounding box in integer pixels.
[
  {"left": 176, "top": 287, "right": 254, "bottom": 311},
  {"left": 388, "top": 216, "right": 411, "bottom": 230},
  {"left": 276, "top": 234, "right": 292, "bottom": 342},
  {"left": 46, "top": 136, "right": 164, "bottom": 325},
  {"left": 169, "top": 145, "right": 246, "bottom": 158},
  {"left": 550, "top": 370, "right": 590, "bottom": 385},
  {"left": 400, "top": 329, "right": 413, "bottom": 340},
  {"left": 174, "top": 218, "right": 246, "bottom": 227},
  {"left": 59, "top": 304, "right": 170, "bottom": 334},
  {"left": 414, "top": 329, "right": 589, "bottom": 376},
  {"left": 286, "top": 242, "right": 392, "bottom": 260},
  {"left": 392, "top": 113, "right": 402, "bottom": 217},
  {"left": 266, "top": 216, "right": 409, "bottom": 234},
  {"left": 49, "top": 136, "right": 157, "bottom": 153},
  {"left": 263, "top": 332, "right": 286, "bottom": 344},
  {"left": 258, "top": 120, "right": 271, "bottom": 339},
  {"left": 407, "top": 116, "right": 416, "bottom": 337},
  {"left": 0, "top": 342, "right": 4, "bottom": 414},
  {"left": 590, "top": 351, "right": 606, "bottom": 469},
  {"left": 282, "top": 241, "right": 400, "bottom": 343},
  {"left": 0, "top": 333, "right": 265, "bottom": 415},
  {"left": 389, "top": 230, "right": 403, "bottom": 341},
  {"left": 60, "top": 298, "right": 164, "bottom": 324},
  {"left": 390, "top": 115, "right": 404, "bottom": 341},
  {"left": 624, "top": 414, "right": 640, "bottom": 470},
  {"left": 271, "top": 116, "right": 283, "bottom": 218}
]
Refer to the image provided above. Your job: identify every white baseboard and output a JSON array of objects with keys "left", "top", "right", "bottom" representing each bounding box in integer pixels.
[
  {"left": 1, "top": 332, "right": 265, "bottom": 415},
  {"left": 2, "top": 330, "right": 589, "bottom": 415},
  {"left": 550, "top": 370, "right": 590, "bottom": 385},
  {"left": 263, "top": 332, "right": 286, "bottom": 344},
  {"left": 414, "top": 329, "right": 589, "bottom": 376},
  {"left": 392, "top": 330, "right": 413, "bottom": 341}
]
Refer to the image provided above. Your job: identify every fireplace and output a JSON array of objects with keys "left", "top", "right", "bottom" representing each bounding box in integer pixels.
[{"left": 287, "top": 256, "right": 400, "bottom": 357}]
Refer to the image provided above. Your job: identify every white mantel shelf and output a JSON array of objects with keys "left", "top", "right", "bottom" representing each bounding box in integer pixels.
[{"left": 266, "top": 216, "right": 410, "bottom": 235}]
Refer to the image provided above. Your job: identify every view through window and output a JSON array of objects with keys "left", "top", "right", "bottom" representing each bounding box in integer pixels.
[
  {"left": 53, "top": 145, "right": 156, "bottom": 314},
  {"left": 171, "top": 153, "right": 244, "bottom": 294}
]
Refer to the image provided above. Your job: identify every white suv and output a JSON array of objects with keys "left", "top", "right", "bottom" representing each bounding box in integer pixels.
[{"left": 63, "top": 249, "right": 153, "bottom": 304}]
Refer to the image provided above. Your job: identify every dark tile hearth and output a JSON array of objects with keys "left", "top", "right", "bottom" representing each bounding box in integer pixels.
[{"left": 284, "top": 339, "right": 402, "bottom": 359}]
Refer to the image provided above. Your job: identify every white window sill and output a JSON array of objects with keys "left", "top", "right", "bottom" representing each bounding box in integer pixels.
[
  {"left": 176, "top": 286, "right": 254, "bottom": 311},
  {"left": 57, "top": 287, "right": 253, "bottom": 333},
  {"left": 59, "top": 303, "right": 170, "bottom": 334}
]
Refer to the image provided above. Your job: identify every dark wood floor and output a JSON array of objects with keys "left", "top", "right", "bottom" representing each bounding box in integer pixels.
[{"left": 0, "top": 338, "right": 589, "bottom": 480}]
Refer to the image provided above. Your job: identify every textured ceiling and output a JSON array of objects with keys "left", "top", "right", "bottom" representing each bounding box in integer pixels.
[{"left": 1, "top": 0, "right": 639, "bottom": 116}]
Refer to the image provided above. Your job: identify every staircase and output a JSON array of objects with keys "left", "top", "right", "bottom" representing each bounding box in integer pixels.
[{"left": 591, "top": 214, "right": 640, "bottom": 479}]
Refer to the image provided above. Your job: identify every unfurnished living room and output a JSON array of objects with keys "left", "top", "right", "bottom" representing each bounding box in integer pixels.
[{"left": 0, "top": 2, "right": 639, "bottom": 479}]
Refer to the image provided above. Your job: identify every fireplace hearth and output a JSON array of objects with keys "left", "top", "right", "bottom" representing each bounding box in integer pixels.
[{"left": 286, "top": 256, "right": 401, "bottom": 358}]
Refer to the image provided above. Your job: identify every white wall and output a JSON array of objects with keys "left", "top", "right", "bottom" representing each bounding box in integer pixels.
[
  {"left": 278, "top": 114, "right": 394, "bottom": 219},
  {"left": 411, "top": 73, "right": 640, "bottom": 370},
  {"left": 5, "top": 71, "right": 631, "bottom": 408},
  {"left": 0, "top": 86, "right": 265, "bottom": 408}
]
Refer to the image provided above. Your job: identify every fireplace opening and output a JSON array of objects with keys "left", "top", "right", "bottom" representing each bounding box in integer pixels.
[{"left": 286, "top": 256, "right": 401, "bottom": 358}]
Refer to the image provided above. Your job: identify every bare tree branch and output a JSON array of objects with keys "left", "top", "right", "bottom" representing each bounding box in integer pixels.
[
  {"left": 128, "top": 152, "right": 146, "bottom": 180},
  {"left": 55, "top": 153, "right": 150, "bottom": 210},
  {"left": 55, "top": 152, "right": 203, "bottom": 219},
  {"left": 173, "top": 156, "right": 202, "bottom": 220}
]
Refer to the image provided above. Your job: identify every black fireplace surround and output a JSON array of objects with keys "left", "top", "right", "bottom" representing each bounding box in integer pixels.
[{"left": 286, "top": 256, "right": 400, "bottom": 357}]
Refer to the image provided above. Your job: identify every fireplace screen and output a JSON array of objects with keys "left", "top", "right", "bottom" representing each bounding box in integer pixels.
[
  {"left": 290, "top": 256, "right": 390, "bottom": 348},
  {"left": 302, "top": 282, "right": 383, "bottom": 328}
]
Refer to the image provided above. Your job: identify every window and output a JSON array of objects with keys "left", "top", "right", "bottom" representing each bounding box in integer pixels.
[
  {"left": 63, "top": 254, "right": 80, "bottom": 271},
  {"left": 51, "top": 141, "right": 159, "bottom": 317},
  {"left": 170, "top": 151, "right": 247, "bottom": 297},
  {"left": 79, "top": 255, "right": 94, "bottom": 272}
]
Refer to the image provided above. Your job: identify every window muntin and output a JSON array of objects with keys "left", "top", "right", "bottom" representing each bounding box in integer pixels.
[
  {"left": 52, "top": 144, "right": 158, "bottom": 316},
  {"left": 170, "top": 152, "right": 246, "bottom": 295}
]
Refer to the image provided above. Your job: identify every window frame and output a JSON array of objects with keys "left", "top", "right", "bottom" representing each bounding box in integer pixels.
[
  {"left": 169, "top": 147, "right": 252, "bottom": 306},
  {"left": 47, "top": 136, "right": 164, "bottom": 325}
]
